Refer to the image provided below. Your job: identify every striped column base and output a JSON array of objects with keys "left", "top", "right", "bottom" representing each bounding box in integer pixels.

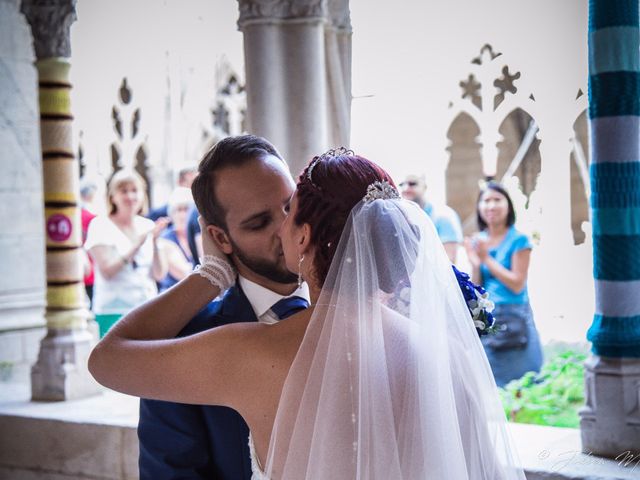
[
  {"left": 45, "top": 309, "right": 90, "bottom": 331},
  {"left": 587, "top": 314, "right": 640, "bottom": 358}
]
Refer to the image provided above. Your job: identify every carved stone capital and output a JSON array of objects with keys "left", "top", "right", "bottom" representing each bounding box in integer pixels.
[
  {"left": 327, "top": 0, "right": 350, "bottom": 30},
  {"left": 238, "top": 0, "right": 326, "bottom": 27},
  {"left": 20, "top": 0, "right": 77, "bottom": 59}
]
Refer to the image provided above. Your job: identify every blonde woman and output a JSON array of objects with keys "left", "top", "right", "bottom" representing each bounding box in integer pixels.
[{"left": 86, "top": 169, "right": 169, "bottom": 336}]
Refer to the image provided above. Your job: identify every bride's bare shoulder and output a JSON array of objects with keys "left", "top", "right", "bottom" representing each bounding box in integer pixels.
[
  {"left": 214, "top": 312, "right": 310, "bottom": 415},
  {"left": 210, "top": 310, "right": 310, "bottom": 361},
  {"left": 261, "top": 311, "right": 311, "bottom": 353}
]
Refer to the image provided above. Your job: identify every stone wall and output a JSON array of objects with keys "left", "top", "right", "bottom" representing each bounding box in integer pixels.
[
  {"left": 446, "top": 109, "right": 590, "bottom": 243},
  {"left": 0, "top": 0, "right": 47, "bottom": 382}
]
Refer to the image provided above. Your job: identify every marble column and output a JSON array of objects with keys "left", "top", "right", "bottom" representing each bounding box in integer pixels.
[
  {"left": 579, "top": 0, "right": 640, "bottom": 457},
  {"left": 0, "top": 0, "right": 47, "bottom": 383},
  {"left": 237, "top": 0, "right": 352, "bottom": 176},
  {"left": 21, "top": 0, "right": 100, "bottom": 400}
]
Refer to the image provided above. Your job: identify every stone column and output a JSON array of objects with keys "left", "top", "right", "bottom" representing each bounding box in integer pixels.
[
  {"left": 0, "top": 0, "right": 47, "bottom": 384},
  {"left": 21, "top": 0, "right": 101, "bottom": 400},
  {"left": 324, "top": 1, "right": 351, "bottom": 149},
  {"left": 237, "top": 0, "right": 352, "bottom": 176},
  {"left": 579, "top": 0, "right": 640, "bottom": 457}
]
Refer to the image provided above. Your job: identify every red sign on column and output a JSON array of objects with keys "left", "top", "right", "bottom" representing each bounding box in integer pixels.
[{"left": 47, "top": 214, "right": 73, "bottom": 242}]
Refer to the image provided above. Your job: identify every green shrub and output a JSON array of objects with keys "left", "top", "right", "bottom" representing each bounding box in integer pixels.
[{"left": 499, "top": 350, "right": 586, "bottom": 428}]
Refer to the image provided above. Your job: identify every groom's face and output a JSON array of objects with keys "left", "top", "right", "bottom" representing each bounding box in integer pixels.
[{"left": 214, "top": 155, "right": 298, "bottom": 285}]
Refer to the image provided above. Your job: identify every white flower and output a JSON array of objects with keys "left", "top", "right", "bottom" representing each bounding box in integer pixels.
[
  {"left": 474, "top": 320, "right": 486, "bottom": 330},
  {"left": 477, "top": 294, "right": 495, "bottom": 313},
  {"left": 399, "top": 287, "right": 411, "bottom": 302}
]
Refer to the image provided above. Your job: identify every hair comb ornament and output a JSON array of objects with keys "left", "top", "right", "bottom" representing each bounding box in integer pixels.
[
  {"left": 306, "top": 147, "right": 355, "bottom": 187},
  {"left": 363, "top": 181, "right": 401, "bottom": 203}
]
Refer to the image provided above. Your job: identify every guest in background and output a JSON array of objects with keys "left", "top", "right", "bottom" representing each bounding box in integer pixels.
[
  {"left": 464, "top": 181, "right": 543, "bottom": 387},
  {"left": 80, "top": 176, "right": 99, "bottom": 307},
  {"left": 148, "top": 166, "right": 197, "bottom": 221},
  {"left": 186, "top": 205, "right": 202, "bottom": 266},
  {"left": 86, "top": 169, "right": 169, "bottom": 337},
  {"left": 158, "top": 187, "right": 194, "bottom": 292},
  {"left": 400, "top": 174, "right": 463, "bottom": 263}
]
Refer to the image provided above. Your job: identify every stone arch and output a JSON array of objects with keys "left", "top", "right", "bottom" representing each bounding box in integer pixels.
[
  {"left": 445, "top": 111, "right": 482, "bottom": 234},
  {"left": 570, "top": 109, "right": 590, "bottom": 245},
  {"left": 496, "top": 107, "right": 541, "bottom": 201}
]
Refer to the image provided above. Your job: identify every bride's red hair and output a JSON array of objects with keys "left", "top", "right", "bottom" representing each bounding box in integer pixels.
[{"left": 294, "top": 152, "right": 396, "bottom": 284}]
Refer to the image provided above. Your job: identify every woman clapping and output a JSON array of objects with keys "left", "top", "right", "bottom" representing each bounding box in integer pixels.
[{"left": 86, "top": 169, "right": 169, "bottom": 336}]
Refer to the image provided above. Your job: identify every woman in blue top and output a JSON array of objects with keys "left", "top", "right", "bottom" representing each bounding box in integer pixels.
[{"left": 464, "top": 182, "right": 543, "bottom": 387}]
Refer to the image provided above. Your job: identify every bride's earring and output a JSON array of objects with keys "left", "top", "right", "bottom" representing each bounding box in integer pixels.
[{"left": 297, "top": 254, "right": 305, "bottom": 288}]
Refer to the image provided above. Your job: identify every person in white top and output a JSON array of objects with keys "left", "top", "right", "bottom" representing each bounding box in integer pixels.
[{"left": 85, "top": 169, "right": 169, "bottom": 336}]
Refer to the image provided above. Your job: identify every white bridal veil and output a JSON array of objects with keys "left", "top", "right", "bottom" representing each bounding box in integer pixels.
[{"left": 265, "top": 194, "right": 526, "bottom": 479}]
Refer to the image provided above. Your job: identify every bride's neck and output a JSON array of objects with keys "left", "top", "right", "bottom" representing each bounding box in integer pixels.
[{"left": 309, "top": 285, "right": 322, "bottom": 305}]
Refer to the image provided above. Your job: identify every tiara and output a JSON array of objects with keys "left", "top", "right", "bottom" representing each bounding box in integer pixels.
[
  {"left": 363, "top": 181, "right": 400, "bottom": 203},
  {"left": 306, "top": 147, "right": 355, "bottom": 187}
]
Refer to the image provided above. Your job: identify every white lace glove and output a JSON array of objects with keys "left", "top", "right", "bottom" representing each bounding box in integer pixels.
[
  {"left": 192, "top": 216, "right": 236, "bottom": 292},
  {"left": 193, "top": 255, "right": 236, "bottom": 292}
]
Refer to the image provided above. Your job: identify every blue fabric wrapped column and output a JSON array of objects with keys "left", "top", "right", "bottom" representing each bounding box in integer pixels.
[{"left": 580, "top": 0, "right": 640, "bottom": 457}]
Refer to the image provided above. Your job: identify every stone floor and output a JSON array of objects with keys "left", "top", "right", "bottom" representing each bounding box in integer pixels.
[
  {"left": 0, "top": 382, "right": 138, "bottom": 480},
  {"left": 0, "top": 381, "right": 638, "bottom": 480}
]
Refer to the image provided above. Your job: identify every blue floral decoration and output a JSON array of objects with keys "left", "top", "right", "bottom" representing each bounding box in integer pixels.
[{"left": 452, "top": 265, "right": 497, "bottom": 336}]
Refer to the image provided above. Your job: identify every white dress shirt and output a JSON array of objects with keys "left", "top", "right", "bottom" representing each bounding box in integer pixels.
[{"left": 238, "top": 276, "right": 310, "bottom": 325}]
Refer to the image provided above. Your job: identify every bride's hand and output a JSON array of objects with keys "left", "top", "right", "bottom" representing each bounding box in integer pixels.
[{"left": 197, "top": 216, "right": 227, "bottom": 260}]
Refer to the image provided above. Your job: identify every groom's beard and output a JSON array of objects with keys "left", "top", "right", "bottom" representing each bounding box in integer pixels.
[{"left": 230, "top": 239, "right": 298, "bottom": 285}]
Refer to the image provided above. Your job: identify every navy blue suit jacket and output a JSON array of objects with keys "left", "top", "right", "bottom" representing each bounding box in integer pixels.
[{"left": 138, "top": 285, "right": 256, "bottom": 480}]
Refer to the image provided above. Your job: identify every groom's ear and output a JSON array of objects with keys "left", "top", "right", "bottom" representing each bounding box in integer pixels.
[{"left": 207, "top": 224, "right": 233, "bottom": 255}]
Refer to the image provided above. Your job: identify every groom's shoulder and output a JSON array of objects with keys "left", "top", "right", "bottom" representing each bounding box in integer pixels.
[{"left": 177, "top": 284, "right": 249, "bottom": 337}]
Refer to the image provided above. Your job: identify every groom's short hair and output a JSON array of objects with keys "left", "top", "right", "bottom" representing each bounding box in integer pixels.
[{"left": 192, "top": 135, "right": 283, "bottom": 229}]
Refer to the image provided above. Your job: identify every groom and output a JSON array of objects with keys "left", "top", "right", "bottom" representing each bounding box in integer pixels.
[{"left": 138, "top": 135, "right": 310, "bottom": 479}]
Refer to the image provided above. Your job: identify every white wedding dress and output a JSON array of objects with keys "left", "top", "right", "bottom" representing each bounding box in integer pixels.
[
  {"left": 259, "top": 195, "right": 525, "bottom": 479},
  {"left": 249, "top": 433, "right": 268, "bottom": 480}
]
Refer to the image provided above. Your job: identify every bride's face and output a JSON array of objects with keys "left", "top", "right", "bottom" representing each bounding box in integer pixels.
[{"left": 279, "top": 191, "right": 306, "bottom": 275}]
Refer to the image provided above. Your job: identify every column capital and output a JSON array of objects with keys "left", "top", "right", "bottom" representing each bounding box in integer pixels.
[
  {"left": 20, "top": 0, "right": 77, "bottom": 60},
  {"left": 326, "top": 0, "right": 350, "bottom": 30},
  {"left": 237, "top": 0, "right": 350, "bottom": 30}
]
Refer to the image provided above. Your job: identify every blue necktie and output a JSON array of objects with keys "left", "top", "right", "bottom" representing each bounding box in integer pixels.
[{"left": 270, "top": 296, "right": 310, "bottom": 320}]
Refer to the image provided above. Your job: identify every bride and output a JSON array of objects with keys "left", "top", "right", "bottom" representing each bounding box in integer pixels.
[{"left": 89, "top": 149, "right": 525, "bottom": 479}]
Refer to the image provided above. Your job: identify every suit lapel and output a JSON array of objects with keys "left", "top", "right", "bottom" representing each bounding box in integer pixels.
[{"left": 219, "top": 284, "right": 258, "bottom": 324}]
